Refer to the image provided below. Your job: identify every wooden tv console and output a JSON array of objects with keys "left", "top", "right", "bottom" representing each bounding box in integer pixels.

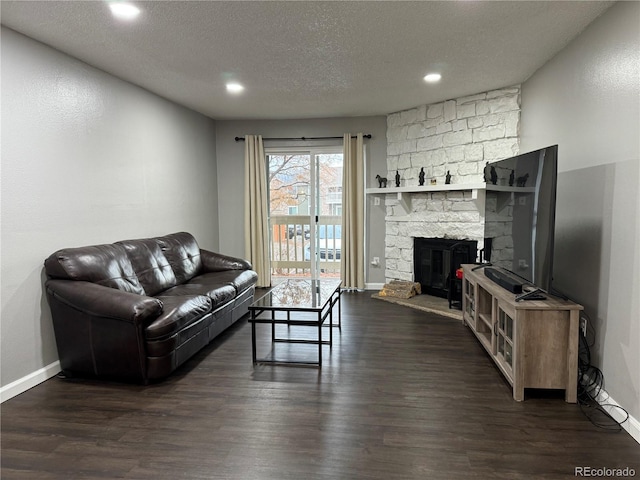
[{"left": 461, "top": 264, "right": 583, "bottom": 402}]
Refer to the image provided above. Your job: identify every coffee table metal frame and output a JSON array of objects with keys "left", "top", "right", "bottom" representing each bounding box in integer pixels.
[{"left": 248, "top": 279, "right": 342, "bottom": 367}]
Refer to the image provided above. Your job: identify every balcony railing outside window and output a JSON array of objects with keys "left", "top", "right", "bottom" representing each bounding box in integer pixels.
[{"left": 270, "top": 214, "right": 341, "bottom": 281}]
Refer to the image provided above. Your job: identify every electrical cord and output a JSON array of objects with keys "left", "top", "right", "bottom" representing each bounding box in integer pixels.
[
  {"left": 527, "top": 285, "right": 630, "bottom": 431},
  {"left": 577, "top": 311, "right": 630, "bottom": 432}
]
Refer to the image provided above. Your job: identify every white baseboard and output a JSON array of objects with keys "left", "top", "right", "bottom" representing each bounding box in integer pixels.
[
  {"left": 365, "top": 283, "right": 384, "bottom": 290},
  {"left": 1, "top": 361, "right": 61, "bottom": 403},
  {"left": 595, "top": 388, "right": 640, "bottom": 445}
]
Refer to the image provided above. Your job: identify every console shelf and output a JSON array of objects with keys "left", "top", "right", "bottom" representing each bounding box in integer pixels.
[{"left": 461, "top": 264, "right": 583, "bottom": 402}]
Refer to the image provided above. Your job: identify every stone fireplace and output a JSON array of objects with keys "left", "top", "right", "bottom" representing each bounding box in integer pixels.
[
  {"left": 383, "top": 86, "right": 521, "bottom": 287},
  {"left": 384, "top": 189, "right": 485, "bottom": 284}
]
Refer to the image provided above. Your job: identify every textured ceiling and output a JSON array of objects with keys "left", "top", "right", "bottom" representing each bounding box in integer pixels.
[{"left": 1, "top": 1, "right": 613, "bottom": 120}]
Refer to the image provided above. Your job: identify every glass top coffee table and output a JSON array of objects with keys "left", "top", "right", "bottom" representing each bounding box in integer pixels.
[{"left": 248, "top": 278, "right": 342, "bottom": 367}]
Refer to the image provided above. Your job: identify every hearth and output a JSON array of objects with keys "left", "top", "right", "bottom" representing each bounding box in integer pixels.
[{"left": 413, "top": 238, "right": 478, "bottom": 300}]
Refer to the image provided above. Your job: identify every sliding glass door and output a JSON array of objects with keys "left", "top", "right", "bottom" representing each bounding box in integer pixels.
[{"left": 267, "top": 147, "right": 343, "bottom": 284}]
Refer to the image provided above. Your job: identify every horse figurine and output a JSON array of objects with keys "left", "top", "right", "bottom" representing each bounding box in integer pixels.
[
  {"left": 376, "top": 174, "right": 388, "bottom": 188},
  {"left": 516, "top": 173, "right": 529, "bottom": 187}
]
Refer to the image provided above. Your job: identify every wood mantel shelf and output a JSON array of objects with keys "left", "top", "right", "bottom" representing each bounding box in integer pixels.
[{"left": 366, "top": 182, "right": 487, "bottom": 213}]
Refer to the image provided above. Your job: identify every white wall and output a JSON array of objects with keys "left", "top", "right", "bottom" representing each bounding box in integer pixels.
[
  {"left": 520, "top": 2, "right": 640, "bottom": 425},
  {"left": 0, "top": 28, "right": 219, "bottom": 391},
  {"left": 215, "top": 117, "right": 388, "bottom": 285}
]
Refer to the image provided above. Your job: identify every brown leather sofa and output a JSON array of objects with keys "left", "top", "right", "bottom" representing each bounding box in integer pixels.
[{"left": 44, "top": 232, "right": 257, "bottom": 383}]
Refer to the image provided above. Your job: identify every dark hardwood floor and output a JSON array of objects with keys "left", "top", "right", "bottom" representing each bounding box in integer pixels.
[{"left": 2, "top": 292, "right": 638, "bottom": 479}]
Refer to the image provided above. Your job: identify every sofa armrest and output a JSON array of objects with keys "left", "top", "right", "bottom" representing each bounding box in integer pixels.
[
  {"left": 45, "top": 279, "right": 163, "bottom": 325},
  {"left": 200, "top": 249, "right": 252, "bottom": 272},
  {"left": 45, "top": 279, "right": 165, "bottom": 382}
]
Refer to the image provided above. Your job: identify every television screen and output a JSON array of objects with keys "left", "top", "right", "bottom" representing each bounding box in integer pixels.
[{"left": 483, "top": 145, "right": 558, "bottom": 292}]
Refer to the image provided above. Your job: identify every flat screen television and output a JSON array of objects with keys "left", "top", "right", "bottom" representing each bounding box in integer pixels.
[{"left": 482, "top": 145, "right": 558, "bottom": 293}]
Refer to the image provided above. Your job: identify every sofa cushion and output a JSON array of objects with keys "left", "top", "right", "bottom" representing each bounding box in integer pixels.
[
  {"left": 116, "top": 239, "right": 177, "bottom": 296},
  {"left": 160, "top": 274, "right": 237, "bottom": 309},
  {"left": 146, "top": 294, "right": 212, "bottom": 340},
  {"left": 44, "top": 244, "right": 145, "bottom": 295},
  {"left": 145, "top": 310, "right": 212, "bottom": 358},
  {"left": 204, "top": 269, "right": 259, "bottom": 293}
]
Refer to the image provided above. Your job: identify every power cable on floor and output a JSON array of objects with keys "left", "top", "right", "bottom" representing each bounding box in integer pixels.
[{"left": 576, "top": 311, "right": 629, "bottom": 432}]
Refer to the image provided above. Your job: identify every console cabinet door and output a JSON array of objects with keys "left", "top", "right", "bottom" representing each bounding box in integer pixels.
[
  {"left": 463, "top": 278, "right": 474, "bottom": 324},
  {"left": 494, "top": 303, "right": 515, "bottom": 383}
]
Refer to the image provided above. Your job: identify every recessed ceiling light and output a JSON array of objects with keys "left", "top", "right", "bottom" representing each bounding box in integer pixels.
[
  {"left": 226, "top": 83, "right": 245, "bottom": 94},
  {"left": 109, "top": 2, "right": 141, "bottom": 21},
  {"left": 423, "top": 73, "right": 442, "bottom": 83}
]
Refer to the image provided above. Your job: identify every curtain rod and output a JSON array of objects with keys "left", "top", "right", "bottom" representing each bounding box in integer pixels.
[{"left": 234, "top": 134, "right": 372, "bottom": 142}]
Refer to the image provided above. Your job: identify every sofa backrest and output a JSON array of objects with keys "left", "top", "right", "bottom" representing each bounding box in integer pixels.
[
  {"left": 154, "top": 232, "right": 202, "bottom": 284},
  {"left": 115, "top": 238, "right": 177, "bottom": 296},
  {"left": 45, "top": 232, "right": 204, "bottom": 295},
  {"left": 44, "top": 244, "right": 146, "bottom": 295}
]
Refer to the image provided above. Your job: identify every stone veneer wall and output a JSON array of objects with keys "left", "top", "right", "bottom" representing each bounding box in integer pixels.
[{"left": 384, "top": 86, "right": 521, "bottom": 282}]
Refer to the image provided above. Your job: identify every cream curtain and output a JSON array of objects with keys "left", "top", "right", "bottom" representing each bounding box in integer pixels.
[
  {"left": 244, "top": 135, "right": 271, "bottom": 287},
  {"left": 341, "top": 133, "right": 365, "bottom": 290}
]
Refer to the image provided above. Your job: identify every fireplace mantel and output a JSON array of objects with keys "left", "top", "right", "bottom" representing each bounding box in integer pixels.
[{"left": 366, "top": 182, "right": 486, "bottom": 214}]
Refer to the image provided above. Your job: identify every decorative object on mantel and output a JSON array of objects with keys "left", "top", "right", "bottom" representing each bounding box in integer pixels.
[
  {"left": 483, "top": 162, "right": 489, "bottom": 183},
  {"left": 509, "top": 169, "right": 515, "bottom": 186},
  {"left": 375, "top": 174, "right": 388, "bottom": 188},
  {"left": 395, "top": 170, "right": 400, "bottom": 187},
  {"left": 445, "top": 170, "right": 451, "bottom": 184},
  {"left": 430, "top": 177, "right": 437, "bottom": 185},
  {"left": 490, "top": 166, "right": 498, "bottom": 185},
  {"left": 419, "top": 167, "right": 425, "bottom": 186},
  {"left": 517, "top": 173, "right": 529, "bottom": 187},
  {"left": 378, "top": 280, "right": 421, "bottom": 299}
]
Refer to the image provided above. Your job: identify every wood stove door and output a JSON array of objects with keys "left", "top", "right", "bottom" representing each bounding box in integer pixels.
[{"left": 417, "top": 246, "right": 451, "bottom": 297}]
